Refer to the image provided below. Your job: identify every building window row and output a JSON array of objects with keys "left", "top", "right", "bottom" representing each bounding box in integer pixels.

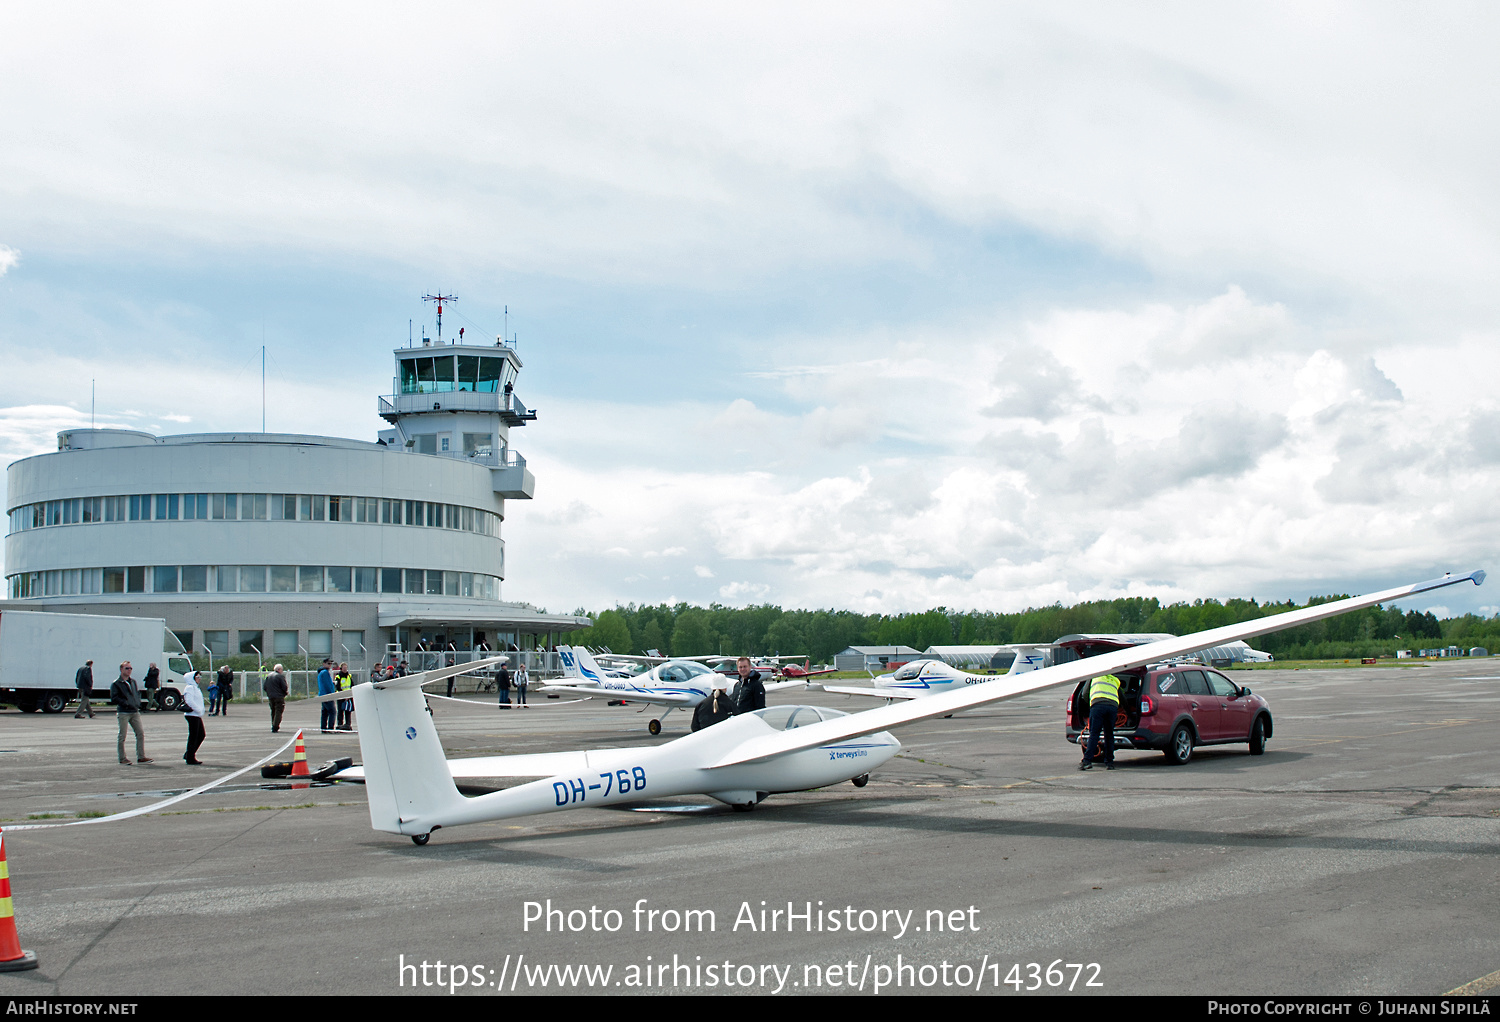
[
  {"left": 8, "top": 493, "right": 500, "bottom": 538},
  {"left": 196, "top": 629, "right": 367, "bottom": 660},
  {"left": 7, "top": 565, "right": 503, "bottom": 601}
]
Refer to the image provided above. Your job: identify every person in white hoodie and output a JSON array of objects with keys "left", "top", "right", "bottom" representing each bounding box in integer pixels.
[{"left": 182, "top": 670, "right": 206, "bottom": 765}]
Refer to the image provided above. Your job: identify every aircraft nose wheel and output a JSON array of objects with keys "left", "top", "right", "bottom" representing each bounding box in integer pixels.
[
  {"left": 648, "top": 719, "right": 662, "bottom": 736},
  {"left": 852, "top": 774, "right": 869, "bottom": 788},
  {"left": 411, "top": 833, "right": 430, "bottom": 846}
]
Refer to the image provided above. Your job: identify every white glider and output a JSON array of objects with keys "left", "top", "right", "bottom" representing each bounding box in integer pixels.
[
  {"left": 344, "top": 569, "right": 1482, "bottom": 845},
  {"left": 821, "top": 645, "right": 1051, "bottom": 701}
]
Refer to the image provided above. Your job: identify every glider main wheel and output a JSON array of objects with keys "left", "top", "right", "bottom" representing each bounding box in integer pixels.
[
  {"left": 732, "top": 803, "right": 754, "bottom": 812},
  {"left": 411, "top": 833, "right": 430, "bottom": 846},
  {"left": 648, "top": 719, "right": 662, "bottom": 736},
  {"left": 1248, "top": 716, "right": 1267, "bottom": 756},
  {"left": 1164, "top": 723, "right": 1193, "bottom": 765},
  {"left": 852, "top": 774, "right": 869, "bottom": 788}
]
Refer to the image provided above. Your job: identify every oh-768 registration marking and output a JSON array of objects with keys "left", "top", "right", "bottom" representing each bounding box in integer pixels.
[{"left": 553, "top": 767, "right": 648, "bottom": 806}]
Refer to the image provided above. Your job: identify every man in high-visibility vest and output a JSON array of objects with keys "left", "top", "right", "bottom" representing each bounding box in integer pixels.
[{"left": 1081, "top": 672, "right": 1121, "bottom": 771}]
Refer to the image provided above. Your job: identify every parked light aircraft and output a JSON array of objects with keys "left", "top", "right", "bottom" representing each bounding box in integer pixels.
[
  {"left": 339, "top": 570, "right": 1482, "bottom": 845},
  {"left": 597, "top": 650, "right": 814, "bottom": 676},
  {"left": 538, "top": 646, "right": 806, "bottom": 734},
  {"left": 820, "top": 645, "right": 1051, "bottom": 702}
]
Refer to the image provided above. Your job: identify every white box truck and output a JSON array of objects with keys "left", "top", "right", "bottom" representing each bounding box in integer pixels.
[{"left": 0, "top": 610, "right": 193, "bottom": 714}]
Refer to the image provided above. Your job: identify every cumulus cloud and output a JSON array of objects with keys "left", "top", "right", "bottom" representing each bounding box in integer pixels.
[
  {"left": 982, "top": 345, "right": 1100, "bottom": 422},
  {"left": 0, "top": 245, "right": 18, "bottom": 276}
]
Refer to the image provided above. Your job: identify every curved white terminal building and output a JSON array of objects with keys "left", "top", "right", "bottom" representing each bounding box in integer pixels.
[{"left": 3, "top": 337, "right": 588, "bottom": 664}]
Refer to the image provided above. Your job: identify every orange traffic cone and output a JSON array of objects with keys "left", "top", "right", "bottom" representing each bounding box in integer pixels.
[
  {"left": 290, "top": 729, "right": 310, "bottom": 777},
  {"left": 0, "top": 829, "right": 39, "bottom": 972}
]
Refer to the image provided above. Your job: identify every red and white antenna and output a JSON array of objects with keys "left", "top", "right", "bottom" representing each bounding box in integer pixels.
[{"left": 422, "top": 292, "right": 457, "bottom": 341}]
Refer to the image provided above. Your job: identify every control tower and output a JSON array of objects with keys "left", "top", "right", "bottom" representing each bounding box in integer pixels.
[{"left": 377, "top": 335, "right": 537, "bottom": 501}]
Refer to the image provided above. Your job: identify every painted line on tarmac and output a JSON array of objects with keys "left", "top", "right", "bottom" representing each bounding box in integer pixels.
[
  {"left": 1446, "top": 967, "right": 1500, "bottom": 995},
  {"left": 3, "top": 733, "right": 298, "bottom": 831}
]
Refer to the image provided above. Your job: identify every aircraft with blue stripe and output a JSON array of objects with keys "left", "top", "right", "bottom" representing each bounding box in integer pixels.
[{"left": 540, "top": 646, "right": 808, "bottom": 734}]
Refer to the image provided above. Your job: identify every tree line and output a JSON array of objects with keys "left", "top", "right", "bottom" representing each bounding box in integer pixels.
[{"left": 565, "top": 596, "right": 1497, "bottom": 665}]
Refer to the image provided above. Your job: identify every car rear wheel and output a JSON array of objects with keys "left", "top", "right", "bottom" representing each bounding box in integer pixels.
[
  {"left": 1248, "top": 716, "right": 1267, "bottom": 756},
  {"left": 1164, "top": 723, "right": 1193, "bottom": 765}
]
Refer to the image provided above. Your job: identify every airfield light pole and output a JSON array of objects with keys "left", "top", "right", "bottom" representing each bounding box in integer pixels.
[{"left": 423, "top": 292, "right": 457, "bottom": 342}]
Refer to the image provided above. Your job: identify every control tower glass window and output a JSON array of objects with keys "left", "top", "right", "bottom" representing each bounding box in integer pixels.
[
  {"left": 478, "top": 357, "right": 502, "bottom": 393},
  {"left": 458, "top": 355, "right": 479, "bottom": 391},
  {"left": 434, "top": 355, "right": 455, "bottom": 392}
]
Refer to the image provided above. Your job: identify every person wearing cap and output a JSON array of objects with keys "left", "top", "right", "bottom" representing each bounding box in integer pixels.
[
  {"left": 496, "top": 658, "right": 512, "bottom": 706},
  {"left": 263, "top": 664, "right": 289, "bottom": 733},
  {"left": 181, "top": 670, "right": 206, "bottom": 765},
  {"left": 110, "top": 662, "right": 152, "bottom": 765},
  {"left": 1080, "top": 672, "right": 1121, "bottom": 771},
  {"left": 317, "top": 659, "right": 337, "bottom": 733}
]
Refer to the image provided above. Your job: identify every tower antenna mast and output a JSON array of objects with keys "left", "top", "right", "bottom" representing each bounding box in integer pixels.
[{"left": 422, "top": 292, "right": 457, "bottom": 341}]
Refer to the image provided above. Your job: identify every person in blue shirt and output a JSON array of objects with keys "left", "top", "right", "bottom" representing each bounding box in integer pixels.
[{"left": 317, "top": 659, "right": 336, "bottom": 733}]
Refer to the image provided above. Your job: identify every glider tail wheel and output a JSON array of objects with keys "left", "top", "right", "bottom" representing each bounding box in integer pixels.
[
  {"left": 732, "top": 803, "right": 755, "bottom": 813},
  {"left": 648, "top": 719, "right": 662, "bottom": 736},
  {"left": 852, "top": 774, "right": 869, "bottom": 788},
  {"left": 412, "top": 833, "right": 431, "bottom": 846}
]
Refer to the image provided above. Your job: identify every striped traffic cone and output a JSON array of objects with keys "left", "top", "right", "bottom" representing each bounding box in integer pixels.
[
  {"left": 290, "top": 729, "right": 310, "bottom": 777},
  {"left": 0, "top": 829, "right": 39, "bottom": 972}
]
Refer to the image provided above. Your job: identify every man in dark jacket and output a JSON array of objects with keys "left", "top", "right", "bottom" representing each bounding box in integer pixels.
[
  {"left": 263, "top": 664, "right": 289, "bottom": 733},
  {"left": 496, "top": 661, "right": 512, "bottom": 706},
  {"left": 142, "top": 663, "right": 161, "bottom": 710},
  {"left": 730, "top": 657, "right": 766, "bottom": 714},
  {"left": 214, "top": 664, "right": 234, "bottom": 716},
  {"left": 110, "top": 662, "right": 152, "bottom": 764},
  {"left": 74, "top": 660, "right": 95, "bottom": 719}
]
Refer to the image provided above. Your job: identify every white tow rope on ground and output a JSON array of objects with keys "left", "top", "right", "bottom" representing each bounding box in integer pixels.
[{"left": 4, "top": 733, "right": 300, "bottom": 831}]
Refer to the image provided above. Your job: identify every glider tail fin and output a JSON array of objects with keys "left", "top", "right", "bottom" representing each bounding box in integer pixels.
[
  {"left": 557, "top": 646, "right": 606, "bottom": 683},
  {"left": 351, "top": 681, "right": 466, "bottom": 836},
  {"left": 1006, "top": 646, "right": 1050, "bottom": 676}
]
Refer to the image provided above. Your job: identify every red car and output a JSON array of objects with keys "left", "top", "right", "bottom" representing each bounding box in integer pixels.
[{"left": 1065, "top": 663, "right": 1273, "bottom": 764}]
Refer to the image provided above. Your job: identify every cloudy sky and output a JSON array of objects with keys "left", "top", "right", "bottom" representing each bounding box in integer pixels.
[{"left": 2, "top": 3, "right": 1497, "bottom": 617}]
